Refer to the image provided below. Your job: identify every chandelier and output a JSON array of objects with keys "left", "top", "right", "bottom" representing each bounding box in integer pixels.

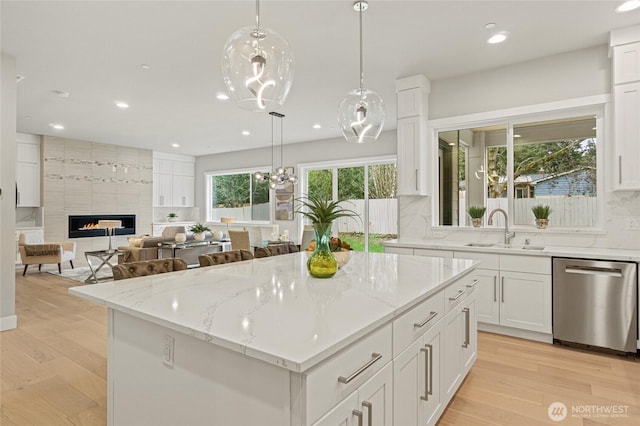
[
  {"left": 222, "top": 0, "right": 294, "bottom": 112},
  {"left": 337, "top": 1, "right": 385, "bottom": 143},
  {"left": 254, "top": 112, "right": 298, "bottom": 190}
]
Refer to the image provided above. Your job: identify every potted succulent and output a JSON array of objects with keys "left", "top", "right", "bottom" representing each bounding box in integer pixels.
[
  {"left": 532, "top": 205, "right": 552, "bottom": 229},
  {"left": 467, "top": 205, "right": 486, "bottom": 228},
  {"left": 295, "top": 194, "right": 359, "bottom": 278},
  {"left": 189, "top": 223, "right": 211, "bottom": 241},
  {"left": 167, "top": 212, "right": 178, "bottom": 222}
]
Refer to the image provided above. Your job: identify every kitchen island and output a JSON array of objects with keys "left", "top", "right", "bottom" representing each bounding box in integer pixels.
[{"left": 70, "top": 251, "right": 477, "bottom": 426}]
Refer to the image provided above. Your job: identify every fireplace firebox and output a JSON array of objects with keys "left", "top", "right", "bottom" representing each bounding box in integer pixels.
[{"left": 68, "top": 214, "right": 136, "bottom": 238}]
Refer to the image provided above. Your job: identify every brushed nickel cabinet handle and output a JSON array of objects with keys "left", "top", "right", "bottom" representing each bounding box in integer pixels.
[
  {"left": 448, "top": 289, "right": 465, "bottom": 301},
  {"left": 338, "top": 353, "right": 382, "bottom": 384},
  {"left": 462, "top": 308, "right": 470, "bottom": 348},
  {"left": 466, "top": 279, "right": 479, "bottom": 288},
  {"left": 414, "top": 311, "right": 438, "bottom": 328},
  {"left": 420, "top": 344, "right": 433, "bottom": 401},
  {"left": 619, "top": 155, "right": 622, "bottom": 184},
  {"left": 493, "top": 276, "right": 497, "bottom": 302},
  {"left": 362, "top": 401, "right": 373, "bottom": 426},
  {"left": 501, "top": 277, "right": 505, "bottom": 303},
  {"left": 353, "top": 409, "right": 363, "bottom": 426}
]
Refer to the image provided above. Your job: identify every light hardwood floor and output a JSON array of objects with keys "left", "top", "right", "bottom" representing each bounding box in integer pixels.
[{"left": 1, "top": 271, "right": 639, "bottom": 425}]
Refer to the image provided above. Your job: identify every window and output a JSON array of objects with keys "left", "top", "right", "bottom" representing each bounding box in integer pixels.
[
  {"left": 300, "top": 157, "right": 397, "bottom": 252},
  {"left": 436, "top": 111, "right": 601, "bottom": 229},
  {"left": 206, "top": 169, "right": 271, "bottom": 222}
]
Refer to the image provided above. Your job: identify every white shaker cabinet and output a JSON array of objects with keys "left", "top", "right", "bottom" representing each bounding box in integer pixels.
[
  {"left": 613, "top": 41, "right": 640, "bottom": 84},
  {"left": 613, "top": 82, "right": 640, "bottom": 190},
  {"left": 152, "top": 154, "right": 195, "bottom": 207},
  {"left": 16, "top": 133, "right": 41, "bottom": 207}
]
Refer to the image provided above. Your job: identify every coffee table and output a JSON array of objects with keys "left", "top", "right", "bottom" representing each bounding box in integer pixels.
[{"left": 84, "top": 249, "right": 123, "bottom": 283}]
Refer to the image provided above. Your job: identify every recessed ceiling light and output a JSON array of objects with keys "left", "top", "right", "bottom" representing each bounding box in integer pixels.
[
  {"left": 241, "top": 130, "right": 251, "bottom": 136},
  {"left": 115, "top": 101, "right": 129, "bottom": 109},
  {"left": 216, "top": 92, "right": 230, "bottom": 100},
  {"left": 312, "top": 123, "right": 322, "bottom": 129},
  {"left": 171, "top": 143, "right": 180, "bottom": 148},
  {"left": 484, "top": 23, "right": 496, "bottom": 29},
  {"left": 488, "top": 33, "right": 508, "bottom": 44},
  {"left": 592, "top": 127, "right": 597, "bottom": 130},
  {"left": 49, "top": 123, "right": 64, "bottom": 130},
  {"left": 616, "top": 1, "right": 640, "bottom": 12},
  {"left": 140, "top": 64, "right": 151, "bottom": 69},
  {"left": 514, "top": 134, "right": 521, "bottom": 138}
]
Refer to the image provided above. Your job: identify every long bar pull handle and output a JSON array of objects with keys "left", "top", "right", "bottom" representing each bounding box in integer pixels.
[
  {"left": 462, "top": 308, "right": 470, "bottom": 348},
  {"left": 565, "top": 265, "right": 623, "bottom": 277},
  {"left": 420, "top": 345, "right": 433, "bottom": 401},
  {"left": 448, "top": 289, "right": 465, "bottom": 301},
  {"left": 493, "top": 276, "right": 497, "bottom": 302},
  {"left": 362, "top": 401, "right": 373, "bottom": 426},
  {"left": 353, "top": 409, "right": 363, "bottom": 426},
  {"left": 466, "top": 279, "right": 479, "bottom": 289},
  {"left": 619, "top": 155, "right": 622, "bottom": 184},
  {"left": 338, "top": 353, "right": 382, "bottom": 384},
  {"left": 415, "top": 169, "right": 419, "bottom": 191},
  {"left": 501, "top": 277, "right": 505, "bottom": 303},
  {"left": 414, "top": 311, "right": 438, "bottom": 328}
]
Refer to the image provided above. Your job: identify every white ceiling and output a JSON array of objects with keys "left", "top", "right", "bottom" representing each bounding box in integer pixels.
[{"left": 2, "top": 1, "right": 639, "bottom": 156}]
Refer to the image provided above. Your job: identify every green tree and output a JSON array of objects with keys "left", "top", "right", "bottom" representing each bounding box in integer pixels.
[
  {"left": 308, "top": 169, "right": 332, "bottom": 199},
  {"left": 368, "top": 164, "right": 397, "bottom": 199}
]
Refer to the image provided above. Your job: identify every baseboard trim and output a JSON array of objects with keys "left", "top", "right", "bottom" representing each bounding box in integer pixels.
[
  {"left": 478, "top": 322, "right": 552, "bottom": 344},
  {"left": 0, "top": 315, "right": 17, "bottom": 331}
]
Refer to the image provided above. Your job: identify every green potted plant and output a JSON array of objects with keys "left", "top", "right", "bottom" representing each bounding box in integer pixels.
[
  {"left": 532, "top": 205, "right": 552, "bottom": 229},
  {"left": 467, "top": 205, "right": 486, "bottom": 228},
  {"left": 189, "top": 223, "right": 211, "bottom": 241},
  {"left": 295, "top": 194, "right": 359, "bottom": 278},
  {"left": 167, "top": 212, "right": 178, "bottom": 222}
]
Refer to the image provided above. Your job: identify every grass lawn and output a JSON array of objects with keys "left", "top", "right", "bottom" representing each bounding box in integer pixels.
[{"left": 338, "top": 232, "right": 397, "bottom": 253}]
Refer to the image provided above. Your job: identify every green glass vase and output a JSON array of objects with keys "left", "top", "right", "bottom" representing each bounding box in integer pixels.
[{"left": 307, "top": 223, "right": 337, "bottom": 278}]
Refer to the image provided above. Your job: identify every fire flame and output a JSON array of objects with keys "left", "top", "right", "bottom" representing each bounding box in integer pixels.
[{"left": 82, "top": 223, "right": 100, "bottom": 229}]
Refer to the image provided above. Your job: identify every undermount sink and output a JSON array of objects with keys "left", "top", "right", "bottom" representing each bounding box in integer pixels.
[
  {"left": 463, "top": 243, "right": 545, "bottom": 251},
  {"left": 521, "top": 245, "right": 545, "bottom": 250},
  {"left": 465, "top": 242, "right": 494, "bottom": 247}
]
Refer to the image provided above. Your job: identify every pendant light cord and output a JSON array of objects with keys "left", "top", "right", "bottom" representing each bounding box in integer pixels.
[
  {"left": 359, "top": 3, "right": 364, "bottom": 95},
  {"left": 255, "top": 0, "right": 260, "bottom": 29},
  {"left": 280, "top": 116, "right": 284, "bottom": 167},
  {"left": 271, "top": 113, "right": 274, "bottom": 172}
]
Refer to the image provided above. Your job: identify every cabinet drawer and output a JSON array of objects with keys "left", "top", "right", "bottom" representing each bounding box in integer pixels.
[
  {"left": 414, "top": 248, "right": 454, "bottom": 258},
  {"left": 500, "top": 254, "right": 550, "bottom": 274},
  {"left": 304, "top": 323, "right": 392, "bottom": 425},
  {"left": 444, "top": 274, "right": 477, "bottom": 313},
  {"left": 454, "top": 251, "right": 499, "bottom": 270},
  {"left": 392, "top": 290, "right": 444, "bottom": 356}
]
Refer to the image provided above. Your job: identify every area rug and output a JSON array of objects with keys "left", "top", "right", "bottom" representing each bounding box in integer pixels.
[{"left": 50, "top": 266, "right": 113, "bottom": 284}]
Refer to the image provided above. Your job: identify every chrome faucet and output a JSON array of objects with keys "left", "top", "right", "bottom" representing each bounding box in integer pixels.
[{"left": 487, "top": 208, "right": 515, "bottom": 245}]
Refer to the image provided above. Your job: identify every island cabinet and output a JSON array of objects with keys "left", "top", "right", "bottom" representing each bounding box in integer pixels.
[{"left": 69, "top": 252, "right": 477, "bottom": 426}]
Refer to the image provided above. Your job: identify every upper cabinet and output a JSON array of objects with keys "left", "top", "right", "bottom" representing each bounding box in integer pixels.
[
  {"left": 152, "top": 153, "right": 195, "bottom": 207},
  {"left": 16, "top": 133, "right": 41, "bottom": 207},
  {"left": 396, "top": 75, "right": 430, "bottom": 196},
  {"left": 611, "top": 25, "right": 640, "bottom": 191}
]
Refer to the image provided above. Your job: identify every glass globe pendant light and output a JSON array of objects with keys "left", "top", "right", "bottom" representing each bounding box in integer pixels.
[
  {"left": 254, "top": 112, "right": 298, "bottom": 190},
  {"left": 222, "top": 0, "right": 294, "bottom": 112},
  {"left": 338, "top": 1, "right": 385, "bottom": 143}
]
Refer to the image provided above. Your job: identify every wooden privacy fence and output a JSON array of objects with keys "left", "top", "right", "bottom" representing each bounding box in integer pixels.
[
  {"left": 336, "top": 199, "right": 398, "bottom": 234},
  {"left": 472, "top": 197, "right": 597, "bottom": 227}
]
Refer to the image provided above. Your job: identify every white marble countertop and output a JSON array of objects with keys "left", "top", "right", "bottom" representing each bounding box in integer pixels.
[
  {"left": 69, "top": 252, "right": 476, "bottom": 373},
  {"left": 384, "top": 239, "right": 640, "bottom": 262}
]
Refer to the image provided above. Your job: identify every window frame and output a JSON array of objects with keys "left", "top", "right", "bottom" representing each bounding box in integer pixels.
[
  {"left": 204, "top": 166, "right": 273, "bottom": 224},
  {"left": 429, "top": 101, "right": 606, "bottom": 232}
]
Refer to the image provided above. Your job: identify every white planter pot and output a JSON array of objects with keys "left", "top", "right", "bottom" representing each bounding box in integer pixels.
[
  {"left": 194, "top": 232, "right": 206, "bottom": 241},
  {"left": 175, "top": 233, "right": 187, "bottom": 243}
]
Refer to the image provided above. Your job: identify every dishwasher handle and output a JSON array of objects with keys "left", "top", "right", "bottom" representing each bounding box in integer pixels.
[{"left": 564, "top": 265, "right": 623, "bottom": 278}]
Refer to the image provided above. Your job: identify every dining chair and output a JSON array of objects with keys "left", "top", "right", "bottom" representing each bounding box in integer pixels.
[
  {"left": 112, "top": 258, "right": 188, "bottom": 280},
  {"left": 228, "top": 229, "right": 251, "bottom": 252},
  {"left": 198, "top": 250, "right": 254, "bottom": 267}
]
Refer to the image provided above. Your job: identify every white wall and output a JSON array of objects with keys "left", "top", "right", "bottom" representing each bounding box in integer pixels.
[
  {"left": 429, "top": 46, "right": 610, "bottom": 119},
  {"left": 195, "top": 130, "right": 397, "bottom": 243},
  {"left": 1, "top": 52, "right": 17, "bottom": 331}
]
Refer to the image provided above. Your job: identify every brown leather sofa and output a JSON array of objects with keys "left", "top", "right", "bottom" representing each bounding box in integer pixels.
[
  {"left": 112, "top": 258, "right": 188, "bottom": 280},
  {"left": 117, "top": 226, "right": 194, "bottom": 263}
]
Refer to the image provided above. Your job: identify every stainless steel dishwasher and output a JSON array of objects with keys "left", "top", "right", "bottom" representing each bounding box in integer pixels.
[{"left": 553, "top": 257, "right": 638, "bottom": 353}]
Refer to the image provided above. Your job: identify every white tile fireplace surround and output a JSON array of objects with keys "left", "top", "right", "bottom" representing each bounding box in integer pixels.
[{"left": 41, "top": 136, "right": 153, "bottom": 265}]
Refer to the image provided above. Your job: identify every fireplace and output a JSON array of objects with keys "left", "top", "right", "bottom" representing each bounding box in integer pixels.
[{"left": 68, "top": 214, "right": 136, "bottom": 238}]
